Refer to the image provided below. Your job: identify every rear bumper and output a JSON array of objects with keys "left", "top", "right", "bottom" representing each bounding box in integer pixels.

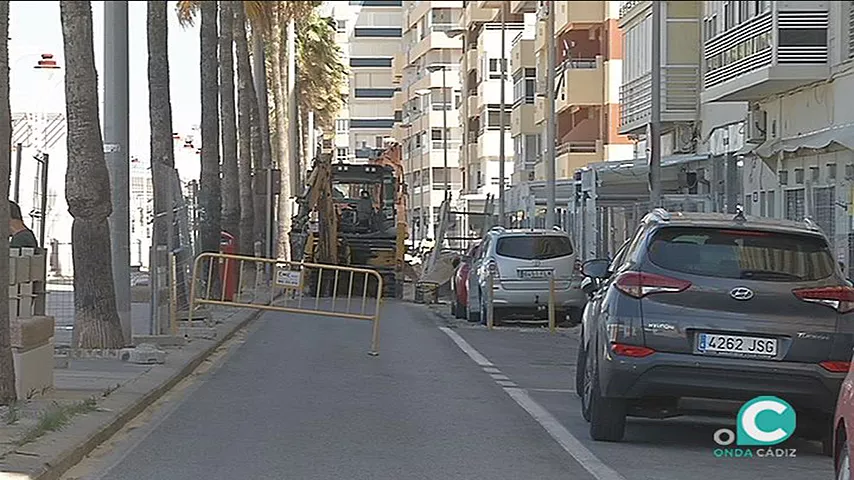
[
  {"left": 491, "top": 282, "right": 586, "bottom": 309},
  {"left": 600, "top": 351, "right": 844, "bottom": 414}
]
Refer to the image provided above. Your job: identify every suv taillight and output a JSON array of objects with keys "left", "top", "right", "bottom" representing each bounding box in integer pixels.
[
  {"left": 614, "top": 271, "right": 692, "bottom": 299},
  {"left": 487, "top": 260, "right": 500, "bottom": 278},
  {"left": 792, "top": 286, "right": 854, "bottom": 313}
]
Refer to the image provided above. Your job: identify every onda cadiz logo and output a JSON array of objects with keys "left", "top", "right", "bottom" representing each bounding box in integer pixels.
[{"left": 712, "top": 396, "right": 797, "bottom": 458}]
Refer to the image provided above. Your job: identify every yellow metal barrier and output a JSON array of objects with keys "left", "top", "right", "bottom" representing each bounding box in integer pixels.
[{"left": 187, "top": 252, "right": 384, "bottom": 356}]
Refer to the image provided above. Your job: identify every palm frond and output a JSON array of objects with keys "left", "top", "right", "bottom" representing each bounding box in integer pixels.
[{"left": 175, "top": 0, "right": 200, "bottom": 27}]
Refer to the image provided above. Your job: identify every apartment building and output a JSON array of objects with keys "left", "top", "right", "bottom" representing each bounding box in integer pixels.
[
  {"left": 392, "top": 1, "right": 464, "bottom": 243},
  {"left": 454, "top": 1, "right": 519, "bottom": 234},
  {"left": 325, "top": 0, "right": 404, "bottom": 163},
  {"left": 700, "top": 0, "right": 854, "bottom": 264}
]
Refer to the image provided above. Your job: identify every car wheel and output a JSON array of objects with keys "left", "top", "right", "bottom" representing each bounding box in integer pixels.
[
  {"left": 567, "top": 307, "right": 583, "bottom": 327},
  {"left": 583, "top": 340, "right": 627, "bottom": 441},
  {"left": 575, "top": 340, "right": 586, "bottom": 399},
  {"left": 838, "top": 434, "right": 851, "bottom": 480}
]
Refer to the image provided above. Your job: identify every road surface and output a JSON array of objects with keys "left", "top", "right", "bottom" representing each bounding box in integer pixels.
[{"left": 67, "top": 301, "right": 834, "bottom": 480}]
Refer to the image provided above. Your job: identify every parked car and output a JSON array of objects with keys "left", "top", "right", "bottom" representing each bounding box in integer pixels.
[
  {"left": 468, "top": 226, "right": 585, "bottom": 326},
  {"left": 577, "top": 208, "right": 852, "bottom": 452},
  {"left": 451, "top": 242, "right": 480, "bottom": 320}
]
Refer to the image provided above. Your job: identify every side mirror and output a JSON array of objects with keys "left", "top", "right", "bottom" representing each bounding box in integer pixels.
[
  {"left": 581, "top": 259, "right": 611, "bottom": 279},
  {"left": 581, "top": 277, "right": 597, "bottom": 297}
]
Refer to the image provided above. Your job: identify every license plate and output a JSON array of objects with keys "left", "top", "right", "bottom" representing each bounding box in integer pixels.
[
  {"left": 518, "top": 269, "right": 553, "bottom": 279},
  {"left": 696, "top": 333, "right": 778, "bottom": 357}
]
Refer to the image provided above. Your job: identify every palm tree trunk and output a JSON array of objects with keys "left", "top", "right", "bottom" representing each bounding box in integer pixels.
[
  {"left": 147, "top": 0, "right": 174, "bottom": 250},
  {"left": 247, "top": 31, "right": 266, "bottom": 255},
  {"left": 0, "top": 0, "right": 16, "bottom": 403},
  {"left": 59, "top": 1, "right": 125, "bottom": 349},
  {"left": 199, "top": 1, "right": 221, "bottom": 257},
  {"left": 234, "top": 6, "right": 255, "bottom": 256},
  {"left": 272, "top": 12, "right": 290, "bottom": 260},
  {"left": 219, "top": 1, "right": 240, "bottom": 240}
]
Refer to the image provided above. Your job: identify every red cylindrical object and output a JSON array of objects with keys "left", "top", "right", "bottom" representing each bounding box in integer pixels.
[{"left": 219, "top": 232, "right": 239, "bottom": 301}]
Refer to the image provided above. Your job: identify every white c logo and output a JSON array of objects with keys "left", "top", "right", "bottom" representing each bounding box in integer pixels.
[{"left": 740, "top": 399, "right": 789, "bottom": 444}]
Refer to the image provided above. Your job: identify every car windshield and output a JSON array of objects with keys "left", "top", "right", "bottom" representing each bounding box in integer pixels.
[
  {"left": 647, "top": 227, "right": 836, "bottom": 281},
  {"left": 495, "top": 235, "right": 574, "bottom": 260}
]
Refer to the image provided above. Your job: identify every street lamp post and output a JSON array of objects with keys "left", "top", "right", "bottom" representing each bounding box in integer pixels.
[{"left": 498, "top": 1, "right": 507, "bottom": 227}]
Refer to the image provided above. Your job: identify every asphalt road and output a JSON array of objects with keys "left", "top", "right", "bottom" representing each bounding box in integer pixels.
[
  {"left": 88, "top": 301, "right": 594, "bottom": 480},
  {"left": 71, "top": 300, "right": 836, "bottom": 480}
]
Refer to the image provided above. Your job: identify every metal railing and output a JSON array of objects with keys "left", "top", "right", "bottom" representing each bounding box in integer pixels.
[
  {"left": 619, "top": 65, "right": 699, "bottom": 128},
  {"left": 556, "top": 141, "right": 599, "bottom": 156},
  {"left": 187, "top": 252, "right": 384, "bottom": 356}
]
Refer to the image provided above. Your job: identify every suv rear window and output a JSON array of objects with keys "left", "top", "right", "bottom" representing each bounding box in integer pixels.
[
  {"left": 495, "top": 235, "right": 573, "bottom": 260},
  {"left": 647, "top": 227, "right": 836, "bottom": 281}
]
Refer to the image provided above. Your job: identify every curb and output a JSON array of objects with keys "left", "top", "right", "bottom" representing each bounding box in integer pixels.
[{"left": 31, "top": 308, "right": 264, "bottom": 480}]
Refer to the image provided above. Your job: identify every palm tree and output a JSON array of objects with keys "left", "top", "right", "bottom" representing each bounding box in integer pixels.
[
  {"left": 296, "top": 12, "right": 347, "bottom": 158},
  {"left": 198, "top": 1, "right": 221, "bottom": 259},
  {"left": 220, "top": 1, "right": 240, "bottom": 240},
  {"left": 0, "top": 0, "right": 16, "bottom": 403},
  {"left": 147, "top": 1, "right": 175, "bottom": 258},
  {"left": 234, "top": 5, "right": 256, "bottom": 256},
  {"left": 59, "top": 0, "right": 125, "bottom": 348}
]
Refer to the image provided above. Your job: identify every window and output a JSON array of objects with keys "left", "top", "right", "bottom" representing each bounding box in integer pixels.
[
  {"left": 349, "top": 57, "right": 393, "bottom": 68},
  {"left": 350, "top": 118, "right": 396, "bottom": 129},
  {"left": 647, "top": 227, "right": 835, "bottom": 282},
  {"left": 431, "top": 128, "right": 443, "bottom": 141},
  {"left": 354, "top": 27, "right": 402, "bottom": 38},
  {"left": 335, "top": 119, "right": 349, "bottom": 134},
  {"left": 336, "top": 19, "right": 347, "bottom": 33},
  {"left": 495, "top": 235, "right": 574, "bottom": 260},
  {"left": 513, "top": 69, "right": 536, "bottom": 105},
  {"left": 336, "top": 147, "right": 349, "bottom": 161},
  {"left": 354, "top": 88, "right": 397, "bottom": 98},
  {"left": 488, "top": 58, "right": 508, "bottom": 80},
  {"left": 375, "top": 136, "right": 384, "bottom": 148}
]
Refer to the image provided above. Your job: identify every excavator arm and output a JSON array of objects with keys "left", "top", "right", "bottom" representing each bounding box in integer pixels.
[{"left": 291, "top": 153, "right": 338, "bottom": 265}]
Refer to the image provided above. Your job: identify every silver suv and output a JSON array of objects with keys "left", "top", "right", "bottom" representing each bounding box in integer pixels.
[{"left": 467, "top": 227, "right": 586, "bottom": 325}]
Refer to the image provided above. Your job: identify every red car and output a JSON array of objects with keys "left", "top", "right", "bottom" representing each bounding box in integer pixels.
[
  {"left": 451, "top": 243, "right": 480, "bottom": 320},
  {"left": 835, "top": 355, "right": 854, "bottom": 477}
]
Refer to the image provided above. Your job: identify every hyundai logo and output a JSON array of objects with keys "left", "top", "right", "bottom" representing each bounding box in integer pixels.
[{"left": 730, "top": 287, "right": 755, "bottom": 301}]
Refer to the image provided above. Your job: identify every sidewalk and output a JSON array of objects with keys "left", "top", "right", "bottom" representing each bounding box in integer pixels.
[{"left": 0, "top": 305, "right": 262, "bottom": 480}]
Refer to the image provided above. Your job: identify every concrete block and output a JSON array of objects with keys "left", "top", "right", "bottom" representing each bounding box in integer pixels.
[
  {"left": 17, "top": 283, "right": 33, "bottom": 318},
  {"left": 119, "top": 344, "right": 167, "bottom": 364},
  {"left": 9, "top": 255, "right": 15, "bottom": 285},
  {"left": 30, "top": 253, "right": 46, "bottom": 282},
  {"left": 132, "top": 334, "right": 188, "bottom": 347},
  {"left": 13, "top": 338, "right": 54, "bottom": 400},
  {"left": 14, "top": 255, "right": 30, "bottom": 284},
  {"left": 11, "top": 315, "right": 54, "bottom": 349}
]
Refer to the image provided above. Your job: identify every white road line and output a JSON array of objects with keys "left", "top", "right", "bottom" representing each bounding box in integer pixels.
[
  {"left": 439, "top": 327, "right": 627, "bottom": 480},
  {"left": 529, "top": 388, "right": 574, "bottom": 393},
  {"left": 496, "top": 380, "right": 518, "bottom": 387},
  {"left": 490, "top": 373, "right": 511, "bottom": 381},
  {"left": 483, "top": 367, "right": 502, "bottom": 374},
  {"left": 439, "top": 327, "right": 494, "bottom": 366}
]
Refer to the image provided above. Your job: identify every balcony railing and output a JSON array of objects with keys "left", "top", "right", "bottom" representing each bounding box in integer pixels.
[
  {"left": 619, "top": 0, "right": 641, "bottom": 18},
  {"left": 557, "top": 57, "right": 599, "bottom": 72},
  {"left": 619, "top": 65, "right": 699, "bottom": 129},
  {"left": 556, "top": 141, "right": 598, "bottom": 156},
  {"left": 431, "top": 140, "right": 463, "bottom": 150}
]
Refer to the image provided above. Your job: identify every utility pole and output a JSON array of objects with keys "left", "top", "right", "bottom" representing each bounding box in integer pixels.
[
  {"left": 498, "top": 1, "right": 507, "bottom": 226},
  {"left": 544, "top": 2, "right": 557, "bottom": 227},
  {"left": 649, "top": 0, "right": 662, "bottom": 208},
  {"left": 104, "top": 1, "right": 131, "bottom": 343}
]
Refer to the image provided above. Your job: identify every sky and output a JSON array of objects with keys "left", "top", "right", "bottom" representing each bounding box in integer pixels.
[{"left": 9, "top": 1, "right": 202, "bottom": 164}]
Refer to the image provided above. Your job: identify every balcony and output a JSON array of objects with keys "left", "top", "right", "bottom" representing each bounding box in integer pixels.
[
  {"left": 556, "top": 57, "right": 605, "bottom": 112},
  {"left": 619, "top": 65, "right": 700, "bottom": 135},
  {"left": 462, "top": 1, "right": 498, "bottom": 28},
  {"left": 511, "top": 34, "right": 535, "bottom": 74},
  {"left": 392, "top": 51, "right": 406, "bottom": 80},
  {"left": 534, "top": 95, "right": 544, "bottom": 125},
  {"left": 477, "top": 0, "right": 502, "bottom": 8},
  {"left": 531, "top": 141, "right": 603, "bottom": 180},
  {"left": 409, "top": 29, "right": 463, "bottom": 62},
  {"left": 466, "top": 142, "right": 479, "bottom": 165},
  {"left": 467, "top": 93, "right": 480, "bottom": 117},
  {"left": 428, "top": 140, "right": 462, "bottom": 168},
  {"left": 511, "top": 103, "right": 536, "bottom": 135},
  {"left": 511, "top": 0, "right": 537, "bottom": 14},
  {"left": 466, "top": 48, "right": 479, "bottom": 72},
  {"left": 556, "top": 0, "right": 606, "bottom": 34},
  {"left": 618, "top": 0, "right": 649, "bottom": 24},
  {"left": 392, "top": 90, "right": 404, "bottom": 111},
  {"left": 411, "top": 66, "right": 460, "bottom": 93},
  {"left": 701, "top": 10, "right": 830, "bottom": 103}
]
